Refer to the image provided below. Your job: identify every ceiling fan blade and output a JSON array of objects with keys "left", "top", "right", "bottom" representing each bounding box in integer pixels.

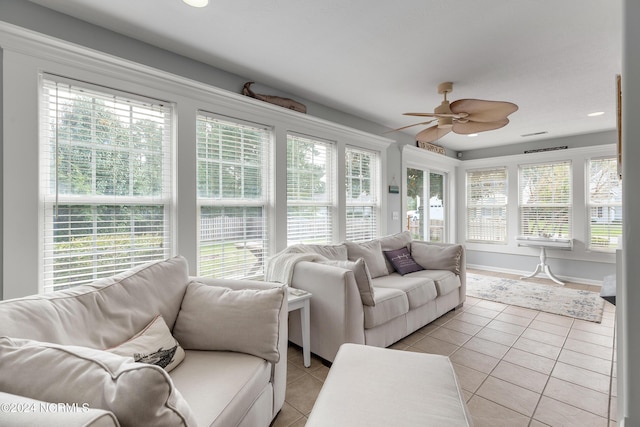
[
  {"left": 387, "top": 119, "right": 437, "bottom": 133},
  {"left": 450, "top": 99, "right": 518, "bottom": 122},
  {"left": 452, "top": 118, "right": 509, "bottom": 135},
  {"left": 403, "top": 112, "right": 459, "bottom": 118},
  {"left": 416, "top": 125, "right": 451, "bottom": 143}
]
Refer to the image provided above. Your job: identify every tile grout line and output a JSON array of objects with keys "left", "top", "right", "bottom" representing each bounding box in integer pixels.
[
  {"left": 526, "top": 315, "right": 574, "bottom": 426},
  {"left": 456, "top": 300, "right": 615, "bottom": 424}
]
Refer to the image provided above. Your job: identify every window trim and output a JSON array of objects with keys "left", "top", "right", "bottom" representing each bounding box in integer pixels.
[
  {"left": 286, "top": 132, "right": 337, "bottom": 245},
  {"left": 465, "top": 166, "right": 508, "bottom": 244},
  {"left": 195, "top": 111, "right": 273, "bottom": 279},
  {"left": 39, "top": 75, "right": 175, "bottom": 292},
  {"left": 517, "top": 160, "right": 573, "bottom": 240},
  {"left": 345, "top": 145, "right": 382, "bottom": 242},
  {"left": 586, "top": 156, "right": 622, "bottom": 252}
]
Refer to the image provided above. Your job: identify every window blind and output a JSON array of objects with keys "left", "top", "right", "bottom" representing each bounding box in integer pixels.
[
  {"left": 40, "top": 77, "right": 173, "bottom": 292},
  {"left": 287, "top": 134, "right": 335, "bottom": 244},
  {"left": 518, "top": 161, "right": 572, "bottom": 239},
  {"left": 588, "top": 157, "right": 622, "bottom": 250},
  {"left": 196, "top": 113, "right": 271, "bottom": 278},
  {"left": 466, "top": 167, "right": 508, "bottom": 243},
  {"left": 345, "top": 147, "right": 379, "bottom": 242}
]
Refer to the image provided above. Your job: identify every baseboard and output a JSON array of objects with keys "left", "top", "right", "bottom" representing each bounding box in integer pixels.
[{"left": 466, "top": 263, "right": 603, "bottom": 287}]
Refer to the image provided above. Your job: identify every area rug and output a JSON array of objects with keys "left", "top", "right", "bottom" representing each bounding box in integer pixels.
[{"left": 466, "top": 273, "right": 604, "bottom": 323}]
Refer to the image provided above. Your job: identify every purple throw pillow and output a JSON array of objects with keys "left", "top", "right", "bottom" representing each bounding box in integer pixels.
[{"left": 383, "top": 247, "right": 424, "bottom": 275}]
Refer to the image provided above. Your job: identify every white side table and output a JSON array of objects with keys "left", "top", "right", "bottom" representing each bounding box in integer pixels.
[
  {"left": 287, "top": 287, "right": 312, "bottom": 367},
  {"left": 516, "top": 237, "right": 573, "bottom": 286}
]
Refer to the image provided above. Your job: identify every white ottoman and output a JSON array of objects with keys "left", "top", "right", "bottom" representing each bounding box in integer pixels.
[{"left": 306, "top": 344, "right": 473, "bottom": 427}]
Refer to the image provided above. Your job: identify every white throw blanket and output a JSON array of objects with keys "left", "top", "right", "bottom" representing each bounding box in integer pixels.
[{"left": 264, "top": 247, "right": 327, "bottom": 285}]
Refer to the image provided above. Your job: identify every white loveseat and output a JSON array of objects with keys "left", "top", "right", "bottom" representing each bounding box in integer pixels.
[
  {"left": 0, "top": 256, "right": 288, "bottom": 427},
  {"left": 268, "top": 231, "right": 465, "bottom": 362}
]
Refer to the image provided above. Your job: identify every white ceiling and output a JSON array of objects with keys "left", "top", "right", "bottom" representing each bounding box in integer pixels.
[{"left": 27, "top": 0, "right": 622, "bottom": 151}]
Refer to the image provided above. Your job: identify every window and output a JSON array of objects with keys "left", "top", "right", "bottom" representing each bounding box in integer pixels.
[
  {"left": 345, "top": 147, "right": 379, "bottom": 242},
  {"left": 287, "top": 134, "right": 335, "bottom": 244},
  {"left": 466, "top": 167, "right": 508, "bottom": 243},
  {"left": 196, "top": 113, "right": 271, "bottom": 278},
  {"left": 588, "top": 157, "right": 622, "bottom": 251},
  {"left": 518, "top": 161, "right": 572, "bottom": 239},
  {"left": 40, "top": 77, "right": 173, "bottom": 292}
]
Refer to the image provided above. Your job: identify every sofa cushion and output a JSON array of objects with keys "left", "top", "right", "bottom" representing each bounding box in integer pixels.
[
  {"left": 319, "top": 258, "right": 376, "bottom": 306},
  {"left": 363, "top": 287, "right": 408, "bottom": 329},
  {"left": 107, "top": 315, "right": 185, "bottom": 372},
  {"left": 0, "top": 256, "right": 190, "bottom": 349},
  {"left": 407, "top": 270, "right": 461, "bottom": 296},
  {"left": 383, "top": 247, "right": 425, "bottom": 275},
  {"left": 345, "top": 239, "right": 389, "bottom": 278},
  {"left": 297, "top": 243, "right": 348, "bottom": 260},
  {"left": 0, "top": 337, "right": 197, "bottom": 427},
  {"left": 378, "top": 231, "right": 413, "bottom": 274},
  {"left": 173, "top": 282, "right": 285, "bottom": 363},
  {"left": 411, "top": 242, "right": 464, "bottom": 275},
  {"left": 170, "top": 350, "right": 272, "bottom": 427},
  {"left": 372, "top": 274, "right": 438, "bottom": 309}
]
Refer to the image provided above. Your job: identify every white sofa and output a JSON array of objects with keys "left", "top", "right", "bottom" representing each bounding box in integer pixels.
[
  {"left": 0, "top": 256, "right": 288, "bottom": 427},
  {"left": 269, "top": 231, "right": 465, "bottom": 362}
]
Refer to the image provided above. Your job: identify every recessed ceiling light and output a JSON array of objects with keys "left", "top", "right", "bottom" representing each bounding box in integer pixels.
[
  {"left": 588, "top": 111, "right": 605, "bottom": 117},
  {"left": 467, "top": 133, "right": 478, "bottom": 137},
  {"left": 183, "top": 0, "right": 208, "bottom": 7}
]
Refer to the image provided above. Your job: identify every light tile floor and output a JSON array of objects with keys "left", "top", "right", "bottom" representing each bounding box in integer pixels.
[{"left": 273, "top": 270, "right": 617, "bottom": 427}]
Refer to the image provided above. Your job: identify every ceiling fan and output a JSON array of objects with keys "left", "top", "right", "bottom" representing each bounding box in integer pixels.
[{"left": 399, "top": 82, "right": 518, "bottom": 143}]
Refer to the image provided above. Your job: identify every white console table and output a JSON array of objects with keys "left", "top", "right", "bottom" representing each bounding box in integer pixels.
[{"left": 516, "top": 237, "right": 573, "bottom": 286}]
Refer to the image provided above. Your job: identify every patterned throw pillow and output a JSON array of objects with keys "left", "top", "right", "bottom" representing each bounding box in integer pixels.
[
  {"left": 383, "top": 247, "right": 424, "bottom": 276},
  {"left": 107, "top": 315, "right": 185, "bottom": 372}
]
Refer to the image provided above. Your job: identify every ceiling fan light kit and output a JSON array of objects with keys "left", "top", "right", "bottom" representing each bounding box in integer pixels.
[
  {"left": 182, "top": 0, "right": 209, "bottom": 8},
  {"left": 401, "top": 82, "right": 518, "bottom": 143}
]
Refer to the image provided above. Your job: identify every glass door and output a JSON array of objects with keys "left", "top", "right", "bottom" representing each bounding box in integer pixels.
[{"left": 406, "top": 168, "right": 446, "bottom": 242}]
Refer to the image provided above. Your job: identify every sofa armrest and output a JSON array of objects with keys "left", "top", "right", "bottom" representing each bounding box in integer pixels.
[
  {"left": 0, "top": 392, "right": 119, "bottom": 427},
  {"left": 187, "top": 277, "right": 288, "bottom": 417},
  {"left": 288, "top": 261, "right": 365, "bottom": 362}
]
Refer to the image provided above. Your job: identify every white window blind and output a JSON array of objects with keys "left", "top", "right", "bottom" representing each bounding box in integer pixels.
[
  {"left": 287, "top": 134, "right": 335, "bottom": 244},
  {"left": 588, "top": 157, "right": 622, "bottom": 251},
  {"left": 345, "top": 146, "right": 379, "bottom": 242},
  {"left": 40, "top": 77, "right": 173, "bottom": 293},
  {"left": 466, "top": 167, "right": 508, "bottom": 243},
  {"left": 518, "top": 161, "right": 572, "bottom": 239},
  {"left": 197, "top": 113, "right": 271, "bottom": 278}
]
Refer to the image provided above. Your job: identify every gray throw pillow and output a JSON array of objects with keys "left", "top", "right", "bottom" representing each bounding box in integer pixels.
[
  {"left": 411, "top": 242, "right": 463, "bottom": 274},
  {"left": 345, "top": 240, "right": 389, "bottom": 278},
  {"left": 319, "top": 258, "right": 376, "bottom": 306},
  {"left": 173, "top": 282, "right": 285, "bottom": 363}
]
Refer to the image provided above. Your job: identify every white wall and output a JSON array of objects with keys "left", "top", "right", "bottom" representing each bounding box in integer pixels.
[{"left": 619, "top": 1, "right": 640, "bottom": 424}]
